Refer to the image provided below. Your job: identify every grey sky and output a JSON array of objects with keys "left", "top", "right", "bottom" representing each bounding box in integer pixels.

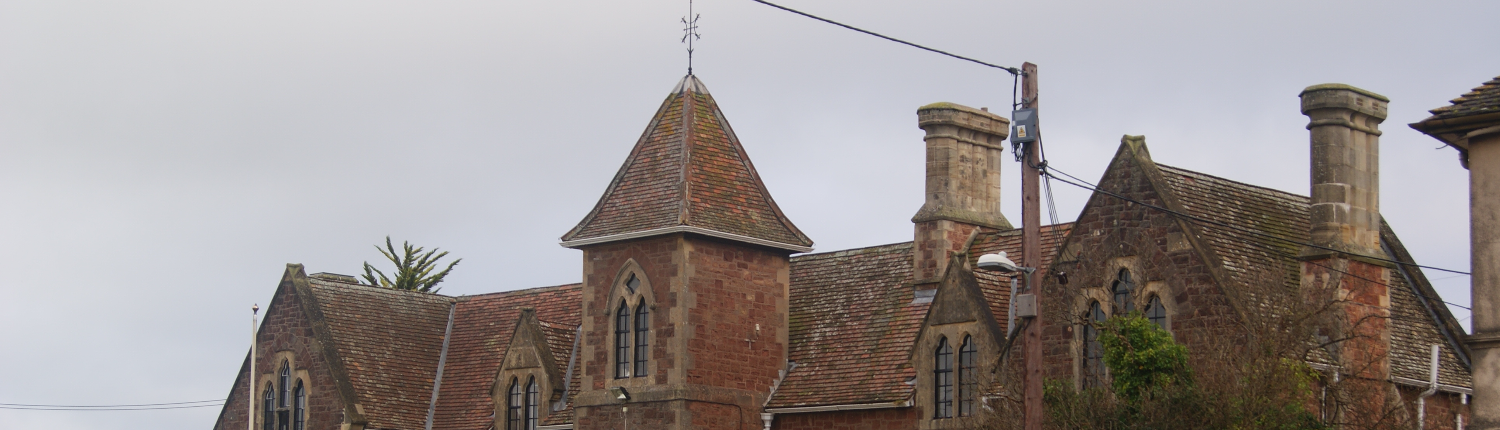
[{"left": 0, "top": 0, "right": 1495, "bottom": 428}]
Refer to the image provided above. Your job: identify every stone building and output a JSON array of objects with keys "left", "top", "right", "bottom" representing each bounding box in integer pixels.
[
  {"left": 1412, "top": 75, "right": 1500, "bottom": 429},
  {"left": 213, "top": 75, "right": 1473, "bottom": 430}
]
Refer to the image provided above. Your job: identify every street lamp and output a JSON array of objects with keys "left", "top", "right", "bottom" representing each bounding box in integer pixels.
[
  {"left": 977, "top": 251, "right": 1034, "bottom": 274},
  {"left": 977, "top": 252, "right": 1036, "bottom": 320}
]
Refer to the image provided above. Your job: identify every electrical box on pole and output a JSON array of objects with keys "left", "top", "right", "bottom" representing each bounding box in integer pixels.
[{"left": 1011, "top": 108, "right": 1039, "bottom": 144}]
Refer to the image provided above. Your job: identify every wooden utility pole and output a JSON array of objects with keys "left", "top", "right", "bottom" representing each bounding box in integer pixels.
[{"left": 1019, "top": 62, "right": 1043, "bottom": 430}]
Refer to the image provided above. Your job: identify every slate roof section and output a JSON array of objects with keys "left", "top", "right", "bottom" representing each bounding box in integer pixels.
[
  {"left": 561, "top": 75, "right": 813, "bottom": 251},
  {"left": 430, "top": 284, "right": 582, "bottom": 430},
  {"left": 768, "top": 243, "right": 924, "bottom": 408},
  {"left": 1419, "top": 75, "right": 1500, "bottom": 121},
  {"left": 305, "top": 278, "right": 455, "bottom": 430},
  {"left": 1151, "top": 164, "right": 1472, "bottom": 389}
]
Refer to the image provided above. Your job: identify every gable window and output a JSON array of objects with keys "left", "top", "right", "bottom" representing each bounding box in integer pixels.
[
  {"left": 1112, "top": 269, "right": 1134, "bottom": 313},
  {"left": 934, "top": 336, "right": 954, "bottom": 419},
  {"left": 525, "top": 376, "right": 540, "bottom": 430},
  {"left": 292, "top": 380, "right": 305, "bottom": 430},
  {"left": 506, "top": 377, "right": 522, "bottom": 430},
  {"left": 1083, "top": 301, "right": 1107, "bottom": 389},
  {"left": 634, "top": 302, "right": 650, "bottom": 377},
  {"left": 615, "top": 301, "right": 631, "bottom": 378},
  {"left": 278, "top": 361, "right": 290, "bottom": 407},
  {"left": 1146, "top": 295, "right": 1168, "bottom": 332},
  {"left": 262, "top": 385, "right": 275, "bottom": 430},
  {"left": 958, "top": 335, "right": 977, "bottom": 417}
]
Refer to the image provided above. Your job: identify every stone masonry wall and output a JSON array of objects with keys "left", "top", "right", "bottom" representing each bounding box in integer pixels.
[
  {"left": 214, "top": 282, "right": 345, "bottom": 430},
  {"left": 772, "top": 407, "right": 919, "bottom": 430},
  {"left": 576, "top": 234, "right": 789, "bottom": 430},
  {"left": 1035, "top": 151, "right": 1237, "bottom": 385},
  {"left": 579, "top": 235, "right": 681, "bottom": 392}
]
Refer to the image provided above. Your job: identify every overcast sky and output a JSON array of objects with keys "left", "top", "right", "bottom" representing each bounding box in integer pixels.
[{"left": 1, "top": 0, "right": 1496, "bottom": 428}]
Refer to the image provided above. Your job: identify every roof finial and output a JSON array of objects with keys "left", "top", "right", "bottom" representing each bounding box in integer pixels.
[{"left": 681, "top": 0, "right": 701, "bottom": 75}]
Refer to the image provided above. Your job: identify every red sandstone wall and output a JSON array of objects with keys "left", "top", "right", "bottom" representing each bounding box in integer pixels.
[
  {"left": 683, "top": 237, "right": 788, "bottom": 396},
  {"left": 214, "top": 282, "right": 345, "bottom": 430},
  {"left": 1036, "top": 157, "right": 1235, "bottom": 384},
  {"left": 579, "top": 236, "right": 682, "bottom": 389},
  {"left": 772, "top": 408, "right": 919, "bottom": 430}
]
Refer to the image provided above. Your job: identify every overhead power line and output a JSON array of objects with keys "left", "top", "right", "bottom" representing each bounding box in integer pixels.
[
  {"left": 0, "top": 399, "right": 224, "bottom": 411},
  {"left": 748, "top": 0, "right": 1020, "bottom": 75}
]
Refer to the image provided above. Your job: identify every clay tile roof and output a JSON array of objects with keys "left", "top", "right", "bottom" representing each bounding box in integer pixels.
[
  {"left": 1420, "top": 75, "right": 1500, "bottom": 122},
  {"left": 430, "top": 284, "right": 581, "bottom": 430},
  {"left": 561, "top": 75, "right": 813, "bottom": 252},
  {"left": 767, "top": 243, "right": 924, "bottom": 408},
  {"left": 538, "top": 320, "right": 582, "bottom": 427},
  {"left": 967, "top": 223, "right": 1075, "bottom": 332},
  {"left": 1151, "top": 164, "right": 1472, "bottom": 389},
  {"left": 305, "top": 279, "right": 455, "bottom": 430}
]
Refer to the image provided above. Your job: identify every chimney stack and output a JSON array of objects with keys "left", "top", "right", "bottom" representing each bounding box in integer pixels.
[
  {"left": 912, "top": 102, "right": 1011, "bottom": 285},
  {"left": 1300, "top": 84, "right": 1389, "bottom": 258}
]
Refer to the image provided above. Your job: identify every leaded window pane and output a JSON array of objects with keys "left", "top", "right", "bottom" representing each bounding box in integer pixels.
[
  {"left": 1146, "top": 295, "right": 1168, "bottom": 332},
  {"left": 1083, "top": 301, "right": 1107, "bottom": 389},
  {"left": 525, "top": 376, "right": 539, "bottom": 430},
  {"left": 615, "top": 302, "right": 631, "bottom": 378},
  {"left": 934, "top": 337, "right": 954, "bottom": 419},
  {"left": 262, "top": 386, "right": 275, "bottom": 430},
  {"left": 506, "top": 378, "right": 522, "bottom": 430},
  {"left": 293, "top": 380, "right": 305, "bottom": 430},
  {"left": 634, "top": 303, "right": 649, "bottom": 377},
  {"left": 1113, "top": 270, "right": 1134, "bottom": 313},
  {"left": 625, "top": 273, "right": 639, "bottom": 294},
  {"left": 279, "top": 361, "right": 290, "bottom": 407},
  {"left": 959, "top": 336, "right": 977, "bottom": 417}
]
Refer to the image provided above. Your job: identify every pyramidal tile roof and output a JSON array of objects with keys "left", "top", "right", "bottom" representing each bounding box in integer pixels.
[
  {"left": 1419, "top": 75, "right": 1500, "bottom": 122},
  {"left": 561, "top": 75, "right": 813, "bottom": 252}
]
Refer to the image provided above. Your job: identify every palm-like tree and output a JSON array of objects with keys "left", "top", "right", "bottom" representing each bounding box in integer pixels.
[{"left": 361, "top": 236, "right": 461, "bottom": 293}]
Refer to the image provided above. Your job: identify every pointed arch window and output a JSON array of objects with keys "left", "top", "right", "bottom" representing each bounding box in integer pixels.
[
  {"left": 615, "top": 301, "right": 631, "bottom": 378},
  {"left": 1146, "top": 295, "right": 1168, "bottom": 332},
  {"left": 634, "top": 302, "right": 650, "bottom": 377},
  {"left": 292, "top": 380, "right": 305, "bottom": 430},
  {"left": 525, "top": 376, "right": 540, "bottom": 430},
  {"left": 1083, "top": 301, "right": 1107, "bottom": 389},
  {"left": 1112, "top": 269, "right": 1134, "bottom": 313},
  {"left": 506, "top": 377, "right": 522, "bottom": 430},
  {"left": 934, "top": 337, "right": 954, "bottom": 419},
  {"left": 262, "top": 385, "right": 275, "bottom": 430},
  {"left": 278, "top": 361, "right": 291, "bottom": 407},
  {"left": 958, "top": 335, "right": 977, "bottom": 417}
]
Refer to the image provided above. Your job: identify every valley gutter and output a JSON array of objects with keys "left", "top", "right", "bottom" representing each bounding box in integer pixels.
[{"left": 424, "top": 301, "right": 458, "bottom": 430}]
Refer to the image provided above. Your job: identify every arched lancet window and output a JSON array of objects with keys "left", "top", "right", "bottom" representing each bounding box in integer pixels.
[
  {"left": 292, "top": 380, "right": 305, "bottom": 430},
  {"left": 525, "top": 376, "right": 540, "bottom": 430},
  {"left": 1083, "top": 301, "right": 1107, "bottom": 388},
  {"left": 958, "top": 335, "right": 977, "bottom": 417},
  {"left": 634, "top": 302, "right": 649, "bottom": 377},
  {"left": 262, "top": 385, "right": 275, "bottom": 430},
  {"left": 934, "top": 337, "right": 954, "bottom": 419},
  {"left": 278, "top": 360, "right": 291, "bottom": 407},
  {"left": 506, "top": 377, "right": 522, "bottom": 430},
  {"left": 1146, "top": 295, "right": 1167, "bottom": 332},
  {"left": 615, "top": 301, "right": 631, "bottom": 378},
  {"left": 1112, "top": 269, "right": 1134, "bottom": 313}
]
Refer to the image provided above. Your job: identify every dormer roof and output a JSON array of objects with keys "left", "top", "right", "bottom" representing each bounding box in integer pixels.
[{"left": 560, "top": 75, "right": 813, "bottom": 252}]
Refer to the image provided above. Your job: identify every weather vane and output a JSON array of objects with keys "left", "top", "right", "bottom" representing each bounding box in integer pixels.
[{"left": 682, "top": 0, "right": 701, "bottom": 75}]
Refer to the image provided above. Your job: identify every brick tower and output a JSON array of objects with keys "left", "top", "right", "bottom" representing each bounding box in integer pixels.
[{"left": 560, "top": 75, "right": 813, "bottom": 430}]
